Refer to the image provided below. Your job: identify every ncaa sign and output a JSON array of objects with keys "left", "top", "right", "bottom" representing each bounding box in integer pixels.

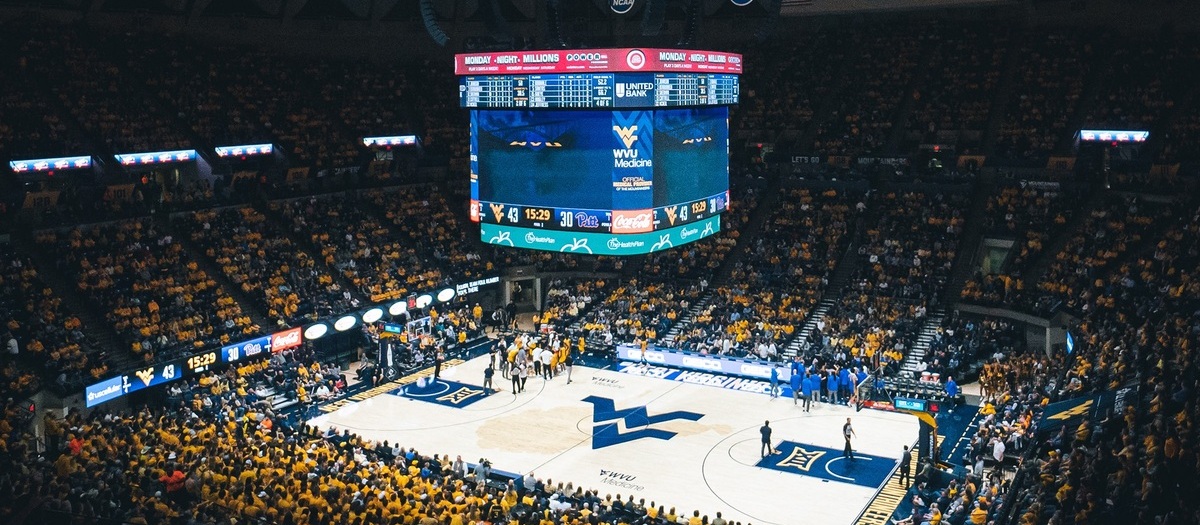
[
  {"left": 610, "top": 0, "right": 636, "bottom": 14},
  {"left": 730, "top": 0, "right": 754, "bottom": 6}
]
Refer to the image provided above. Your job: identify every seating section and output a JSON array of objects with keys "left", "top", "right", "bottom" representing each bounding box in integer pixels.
[
  {"left": 903, "top": 24, "right": 1008, "bottom": 152},
  {"left": 734, "top": 31, "right": 846, "bottom": 146},
  {"left": 581, "top": 280, "right": 703, "bottom": 344},
  {"left": 817, "top": 191, "right": 966, "bottom": 368},
  {"left": 27, "top": 31, "right": 191, "bottom": 154},
  {"left": 960, "top": 183, "right": 1080, "bottom": 307},
  {"left": 37, "top": 219, "right": 256, "bottom": 362},
  {"left": 920, "top": 314, "right": 1024, "bottom": 380},
  {"left": 811, "top": 26, "right": 922, "bottom": 156},
  {"left": 580, "top": 186, "right": 761, "bottom": 344},
  {"left": 989, "top": 200, "right": 1200, "bottom": 525},
  {"left": 0, "top": 52, "right": 87, "bottom": 161},
  {"left": 993, "top": 30, "right": 1092, "bottom": 162},
  {"left": 184, "top": 206, "right": 351, "bottom": 327},
  {"left": 1034, "top": 195, "right": 1175, "bottom": 314},
  {"left": 669, "top": 187, "right": 859, "bottom": 357},
  {"left": 1079, "top": 35, "right": 1178, "bottom": 131},
  {"left": 0, "top": 251, "right": 97, "bottom": 396},
  {"left": 538, "top": 278, "right": 608, "bottom": 332}
]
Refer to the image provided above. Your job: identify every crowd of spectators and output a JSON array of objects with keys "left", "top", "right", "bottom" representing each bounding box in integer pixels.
[
  {"left": 1033, "top": 195, "right": 1175, "bottom": 315},
  {"left": 993, "top": 30, "right": 1093, "bottom": 163},
  {"left": 960, "top": 182, "right": 1080, "bottom": 308},
  {"left": 814, "top": 190, "right": 966, "bottom": 372},
  {"left": 24, "top": 29, "right": 192, "bottom": 154},
  {"left": 903, "top": 24, "right": 1008, "bottom": 153},
  {"left": 183, "top": 206, "right": 354, "bottom": 328},
  {"left": 810, "top": 25, "right": 922, "bottom": 156},
  {"left": 578, "top": 186, "right": 760, "bottom": 345},
  {"left": 37, "top": 219, "right": 257, "bottom": 363},
  {"left": 981, "top": 198, "right": 1200, "bottom": 525},
  {"left": 668, "top": 187, "right": 858, "bottom": 358},
  {"left": 918, "top": 314, "right": 1024, "bottom": 382},
  {"left": 732, "top": 30, "right": 846, "bottom": 148},
  {"left": 277, "top": 186, "right": 490, "bottom": 305},
  {"left": 1079, "top": 34, "right": 1180, "bottom": 133},
  {"left": 0, "top": 250, "right": 98, "bottom": 397},
  {"left": 536, "top": 278, "right": 607, "bottom": 334},
  {"left": 0, "top": 30, "right": 89, "bottom": 161}
]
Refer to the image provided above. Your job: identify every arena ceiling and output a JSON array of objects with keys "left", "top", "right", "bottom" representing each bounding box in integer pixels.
[{"left": 0, "top": 0, "right": 1015, "bottom": 21}]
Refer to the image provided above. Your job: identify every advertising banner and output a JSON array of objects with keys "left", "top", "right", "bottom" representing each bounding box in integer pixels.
[
  {"left": 270, "top": 328, "right": 303, "bottom": 353},
  {"left": 114, "top": 149, "right": 197, "bottom": 167},
  {"left": 615, "top": 344, "right": 793, "bottom": 381},
  {"left": 9, "top": 155, "right": 91, "bottom": 173},
  {"left": 455, "top": 48, "right": 743, "bottom": 75},
  {"left": 611, "top": 110, "right": 654, "bottom": 211},
  {"left": 221, "top": 335, "right": 271, "bottom": 363},
  {"left": 482, "top": 215, "right": 719, "bottom": 255},
  {"left": 85, "top": 376, "right": 125, "bottom": 408}
]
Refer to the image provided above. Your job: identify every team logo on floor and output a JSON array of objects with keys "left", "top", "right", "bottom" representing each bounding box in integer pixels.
[
  {"left": 583, "top": 395, "right": 704, "bottom": 449},
  {"left": 756, "top": 441, "right": 896, "bottom": 489},
  {"left": 396, "top": 379, "right": 492, "bottom": 408}
]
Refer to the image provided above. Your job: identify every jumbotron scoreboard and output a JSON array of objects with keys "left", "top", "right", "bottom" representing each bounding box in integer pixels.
[{"left": 457, "top": 48, "right": 741, "bottom": 256}]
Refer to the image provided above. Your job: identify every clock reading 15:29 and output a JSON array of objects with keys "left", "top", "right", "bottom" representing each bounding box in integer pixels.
[
  {"left": 187, "top": 351, "right": 218, "bottom": 371},
  {"left": 523, "top": 207, "right": 552, "bottom": 222}
]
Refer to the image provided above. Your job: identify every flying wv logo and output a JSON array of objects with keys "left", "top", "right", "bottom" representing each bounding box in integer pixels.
[
  {"left": 613, "top": 125, "right": 639, "bottom": 149},
  {"left": 583, "top": 395, "right": 703, "bottom": 449},
  {"left": 1047, "top": 399, "right": 1093, "bottom": 421}
]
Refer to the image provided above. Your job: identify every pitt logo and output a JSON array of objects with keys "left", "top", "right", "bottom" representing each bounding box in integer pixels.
[
  {"left": 1048, "top": 399, "right": 1093, "bottom": 421},
  {"left": 613, "top": 125, "right": 639, "bottom": 149},
  {"left": 583, "top": 395, "right": 703, "bottom": 449},
  {"left": 663, "top": 206, "right": 679, "bottom": 226},
  {"left": 490, "top": 203, "right": 505, "bottom": 222}
]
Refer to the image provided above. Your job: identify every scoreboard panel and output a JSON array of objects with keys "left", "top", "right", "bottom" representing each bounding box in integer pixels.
[
  {"left": 461, "top": 73, "right": 739, "bottom": 109},
  {"left": 476, "top": 190, "right": 728, "bottom": 233}
]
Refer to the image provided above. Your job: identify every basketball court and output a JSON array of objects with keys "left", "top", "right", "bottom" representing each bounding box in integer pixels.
[{"left": 308, "top": 355, "right": 920, "bottom": 525}]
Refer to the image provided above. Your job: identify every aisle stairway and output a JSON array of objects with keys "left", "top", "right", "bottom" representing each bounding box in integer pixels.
[
  {"left": 165, "top": 215, "right": 274, "bottom": 331},
  {"left": 781, "top": 195, "right": 871, "bottom": 359},
  {"left": 659, "top": 290, "right": 716, "bottom": 346},
  {"left": 898, "top": 308, "right": 947, "bottom": 377},
  {"left": 940, "top": 176, "right": 993, "bottom": 304}
]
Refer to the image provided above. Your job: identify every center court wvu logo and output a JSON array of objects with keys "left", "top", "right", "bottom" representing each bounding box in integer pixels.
[
  {"left": 583, "top": 395, "right": 703, "bottom": 449},
  {"left": 613, "top": 125, "right": 639, "bottom": 149}
]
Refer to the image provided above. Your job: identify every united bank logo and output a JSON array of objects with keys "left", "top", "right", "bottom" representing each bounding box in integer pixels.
[{"left": 583, "top": 395, "right": 703, "bottom": 449}]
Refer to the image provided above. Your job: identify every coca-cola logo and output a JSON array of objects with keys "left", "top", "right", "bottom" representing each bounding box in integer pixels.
[
  {"left": 271, "top": 328, "right": 302, "bottom": 352},
  {"left": 612, "top": 210, "right": 653, "bottom": 233}
]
